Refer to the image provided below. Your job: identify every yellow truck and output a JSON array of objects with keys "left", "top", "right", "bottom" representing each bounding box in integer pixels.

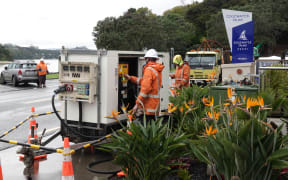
[{"left": 185, "top": 50, "right": 222, "bottom": 85}]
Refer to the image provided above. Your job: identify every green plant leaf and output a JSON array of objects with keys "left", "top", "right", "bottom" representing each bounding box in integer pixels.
[
  {"left": 268, "top": 149, "right": 288, "bottom": 161},
  {"left": 271, "top": 160, "right": 288, "bottom": 169}
]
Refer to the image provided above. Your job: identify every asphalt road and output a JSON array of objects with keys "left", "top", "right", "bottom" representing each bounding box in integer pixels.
[
  {"left": 0, "top": 79, "right": 119, "bottom": 180},
  {"left": 0, "top": 79, "right": 61, "bottom": 150}
]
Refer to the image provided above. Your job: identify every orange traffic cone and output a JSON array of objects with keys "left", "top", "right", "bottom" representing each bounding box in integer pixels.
[
  {"left": 62, "top": 137, "right": 74, "bottom": 180},
  {"left": 0, "top": 157, "right": 3, "bottom": 180},
  {"left": 28, "top": 107, "right": 38, "bottom": 144}
]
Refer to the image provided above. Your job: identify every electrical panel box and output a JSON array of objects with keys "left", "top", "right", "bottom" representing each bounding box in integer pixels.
[
  {"left": 118, "top": 64, "right": 129, "bottom": 99},
  {"left": 59, "top": 61, "right": 98, "bottom": 103},
  {"left": 58, "top": 49, "right": 170, "bottom": 142}
]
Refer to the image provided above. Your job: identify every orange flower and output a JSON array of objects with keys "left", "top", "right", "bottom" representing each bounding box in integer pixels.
[
  {"left": 214, "top": 112, "right": 220, "bottom": 120},
  {"left": 188, "top": 100, "right": 194, "bottom": 105},
  {"left": 224, "top": 102, "right": 230, "bottom": 107},
  {"left": 121, "top": 104, "right": 129, "bottom": 111},
  {"left": 243, "top": 96, "right": 246, "bottom": 102},
  {"left": 179, "top": 107, "right": 184, "bottom": 113},
  {"left": 112, "top": 109, "right": 120, "bottom": 119},
  {"left": 233, "top": 97, "right": 240, "bottom": 105},
  {"left": 170, "top": 88, "right": 176, "bottom": 95},
  {"left": 246, "top": 97, "right": 260, "bottom": 110},
  {"left": 258, "top": 96, "right": 264, "bottom": 107},
  {"left": 128, "top": 109, "right": 133, "bottom": 115},
  {"left": 246, "top": 97, "right": 251, "bottom": 110},
  {"left": 203, "top": 96, "right": 214, "bottom": 107},
  {"left": 168, "top": 103, "right": 177, "bottom": 113},
  {"left": 207, "top": 111, "right": 220, "bottom": 120},
  {"left": 227, "top": 87, "right": 233, "bottom": 99},
  {"left": 207, "top": 112, "right": 213, "bottom": 119},
  {"left": 105, "top": 109, "right": 120, "bottom": 120},
  {"left": 204, "top": 125, "right": 218, "bottom": 135},
  {"left": 184, "top": 103, "right": 190, "bottom": 109},
  {"left": 264, "top": 122, "right": 273, "bottom": 128},
  {"left": 202, "top": 97, "right": 209, "bottom": 104},
  {"left": 185, "top": 100, "right": 195, "bottom": 110}
]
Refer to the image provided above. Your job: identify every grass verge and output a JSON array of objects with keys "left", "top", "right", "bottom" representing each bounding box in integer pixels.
[{"left": 47, "top": 73, "right": 59, "bottom": 79}]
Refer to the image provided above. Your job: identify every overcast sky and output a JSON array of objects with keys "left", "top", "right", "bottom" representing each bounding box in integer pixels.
[{"left": 0, "top": 0, "right": 190, "bottom": 49}]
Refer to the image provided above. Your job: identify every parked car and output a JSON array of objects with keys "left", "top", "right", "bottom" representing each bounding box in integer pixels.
[{"left": 0, "top": 60, "right": 39, "bottom": 86}]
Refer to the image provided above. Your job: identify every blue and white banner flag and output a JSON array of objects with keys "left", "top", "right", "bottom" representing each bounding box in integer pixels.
[
  {"left": 222, "top": 9, "right": 252, "bottom": 50},
  {"left": 232, "top": 21, "right": 254, "bottom": 63},
  {"left": 222, "top": 9, "right": 254, "bottom": 63}
]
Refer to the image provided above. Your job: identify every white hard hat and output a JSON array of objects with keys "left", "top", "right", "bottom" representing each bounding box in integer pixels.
[{"left": 144, "top": 49, "right": 158, "bottom": 59}]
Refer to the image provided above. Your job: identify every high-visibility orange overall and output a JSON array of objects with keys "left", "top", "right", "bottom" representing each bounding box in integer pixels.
[
  {"left": 170, "top": 62, "right": 190, "bottom": 88},
  {"left": 130, "top": 61, "right": 164, "bottom": 115},
  {"left": 36, "top": 62, "right": 48, "bottom": 76}
]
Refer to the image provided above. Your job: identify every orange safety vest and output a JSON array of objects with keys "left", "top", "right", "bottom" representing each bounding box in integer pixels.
[
  {"left": 130, "top": 61, "right": 164, "bottom": 115},
  {"left": 36, "top": 62, "right": 48, "bottom": 76},
  {"left": 171, "top": 62, "right": 190, "bottom": 88}
]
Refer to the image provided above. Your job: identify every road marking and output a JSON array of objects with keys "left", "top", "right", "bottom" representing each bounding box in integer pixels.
[{"left": 23, "top": 97, "right": 52, "bottom": 104}]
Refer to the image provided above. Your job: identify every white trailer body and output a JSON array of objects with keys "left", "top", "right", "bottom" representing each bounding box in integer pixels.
[{"left": 58, "top": 49, "right": 170, "bottom": 142}]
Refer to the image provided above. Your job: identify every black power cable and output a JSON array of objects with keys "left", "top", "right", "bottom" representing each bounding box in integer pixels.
[
  {"left": 53, "top": 86, "right": 122, "bottom": 176},
  {"left": 86, "top": 158, "right": 120, "bottom": 175},
  {"left": 52, "top": 87, "right": 101, "bottom": 139}
]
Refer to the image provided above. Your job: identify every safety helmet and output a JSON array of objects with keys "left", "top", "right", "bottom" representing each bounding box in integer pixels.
[
  {"left": 173, "top": 55, "right": 183, "bottom": 66},
  {"left": 144, "top": 49, "right": 158, "bottom": 59}
]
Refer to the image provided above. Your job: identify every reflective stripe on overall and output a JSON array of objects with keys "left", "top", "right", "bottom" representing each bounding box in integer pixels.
[
  {"left": 138, "top": 66, "right": 160, "bottom": 114},
  {"left": 174, "top": 64, "right": 188, "bottom": 83}
]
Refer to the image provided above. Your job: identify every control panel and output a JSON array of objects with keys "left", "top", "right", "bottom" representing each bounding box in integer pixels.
[
  {"left": 118, "top": 64, "right": 129, "bottom": 99},
  {"left": 59, "top": 61, "right": 98, "bottom": 103}
]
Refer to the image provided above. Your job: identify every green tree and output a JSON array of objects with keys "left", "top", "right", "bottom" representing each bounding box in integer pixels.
[
  {"left": 0, "top": 44, "right": 12, "bottom": 61},
  {"left": 93, "top": 17, "right": 124, "bottom": 50},
  {"left": 163, "top": 5, "right": 192, "bottom": 17},
  {"left": 185, "top": 0, "right": 249, "bottom": 38},
  {"left": 205, "top": 0, "right": 288, "bottom": 54},
  {"left": 160, "top": 13, "right": 197, "bottom": 55},
  {"left": 93, "top": 8, "right": 166, "bottom": 51},
  {"left": 4, "top": 44, "right": 59, "bottom": 59},
  {"left": 93, "top": 7, "right": 197, "bottom": 53}
]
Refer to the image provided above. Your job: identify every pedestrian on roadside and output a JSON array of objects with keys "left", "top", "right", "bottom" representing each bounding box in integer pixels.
[
  {"left": 169, "top": 54, "right": 190, "bottom": 89},
  {"left": 124, "top": 49, "right": 164, "bottom": 123},
  {"left": 36, "top": 59, "right": 48, "bottom": 88}
]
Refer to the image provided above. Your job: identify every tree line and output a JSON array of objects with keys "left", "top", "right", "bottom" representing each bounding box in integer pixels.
[
  {"left": 3, "top": 44, "right": 60, "bottom": 60},
  {"left": 0, "top": 44, "right": 91, "bottom": 61},
  {"left": 93, "top": 0, "right": 288, "bottom": 56},
  {"left": 0, "top": 44, "right": 12, "bottom": 61}
]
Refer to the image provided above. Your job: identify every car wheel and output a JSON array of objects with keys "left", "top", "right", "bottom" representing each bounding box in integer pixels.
[
  {"left": 0, "top": 74, "right": 6, "bottom": 84},
  {"left": 12, "top": 76, "right": 18, "bottom": 87}
]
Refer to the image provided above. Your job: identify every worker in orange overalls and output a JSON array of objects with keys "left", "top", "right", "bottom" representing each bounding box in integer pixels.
[
  {"left": 36, "top": 59, "right": 48, "bottom": 88},
  {"left": 124, "top": 49, "right": 164, "bottom": 123},
  {"left": 169, "top": 55, "right": 190, "bottom": 90}
]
